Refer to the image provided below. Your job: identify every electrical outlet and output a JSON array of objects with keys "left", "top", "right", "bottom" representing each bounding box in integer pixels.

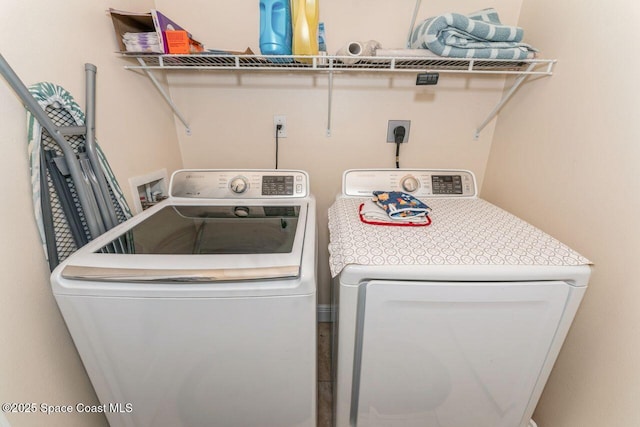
[
  {"left": 274, "top": 115, "right": 287, "bottom": 138},
  {"left": 387, "top": 120, "right": 411, "bottom": 143}
]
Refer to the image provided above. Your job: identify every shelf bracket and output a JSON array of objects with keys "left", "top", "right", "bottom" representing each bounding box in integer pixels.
[
  {"left": 474, "top": 62, "right": 537, "bottom": 140},
  {"left": 137, "top": 58, "right": 192, "bottom": 136},
  {"left": 327, "top": 71, "right": 334, "bottom": 137}
]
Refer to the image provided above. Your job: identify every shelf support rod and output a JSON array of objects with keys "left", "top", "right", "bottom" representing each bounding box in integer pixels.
[
  {"left": 474, "top": 62, "right": 537, "bottom": 140},
  {"left": 136, "top": 58, "right": 192, "bottom": 135},
  {"left": 327, "top": 70, "right": 333, "bottom": 137},
  {"left": 406, "top": 0, "right": 422, "bottom": 48}
]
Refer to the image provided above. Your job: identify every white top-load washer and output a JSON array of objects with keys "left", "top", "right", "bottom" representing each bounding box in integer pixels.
[
  {"left": 329, "top": 169, "right": 591, "bottom": 427},
  {"left": 51, "top": 169, "right": 317, "bottom": 427}
]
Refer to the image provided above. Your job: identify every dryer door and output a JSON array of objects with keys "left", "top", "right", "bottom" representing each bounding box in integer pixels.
[{"left": 351, "top": 280, "right": 574, "bottom": 427}]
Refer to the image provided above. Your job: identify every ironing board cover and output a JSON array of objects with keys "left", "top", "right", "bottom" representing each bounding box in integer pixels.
[
  {"left": 27, "top": 82, "right": 131, "bottom": 263},
  {"left": 328, "top": 197, "right": 591, "bottom": 278}
]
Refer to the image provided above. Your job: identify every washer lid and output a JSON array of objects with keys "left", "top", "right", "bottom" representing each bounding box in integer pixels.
[
  {"left": 60, "top": 201, "right": 308, "bottom": 283},
  {"left": 99, "top": 204, "right": 302, "bottom": 255}
]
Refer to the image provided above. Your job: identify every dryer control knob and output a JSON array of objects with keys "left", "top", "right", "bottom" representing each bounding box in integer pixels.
[
  {"left": 230, "top": 176, "right": 249, "bottom": 194},
  {"left": 401, "top": 175, "right": 420, "bottom": 193}
]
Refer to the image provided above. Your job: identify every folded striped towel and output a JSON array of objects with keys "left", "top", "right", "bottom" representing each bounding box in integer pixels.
[{"left": 410, "top": 8, "right": 537, "bottom": 59}]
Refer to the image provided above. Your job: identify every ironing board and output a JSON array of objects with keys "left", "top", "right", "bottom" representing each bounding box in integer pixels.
[{"left": 27, "top": 82, "right": 131, "bottom": 266}]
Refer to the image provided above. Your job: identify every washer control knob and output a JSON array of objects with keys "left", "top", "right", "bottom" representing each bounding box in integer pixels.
[
  {"left": 401, "top": 175, "right": 420, "bottom": 193},
  {"left": 230, "top": 176, "right": 249, "bottom": 194}
]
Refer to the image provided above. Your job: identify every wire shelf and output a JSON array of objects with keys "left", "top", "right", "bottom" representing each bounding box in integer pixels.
[
  {"left": 122, "top": 52, "right": 556, "bottom": 137},
  {"left": 124, "top": 53, "right": 555, "bottom": 76}
]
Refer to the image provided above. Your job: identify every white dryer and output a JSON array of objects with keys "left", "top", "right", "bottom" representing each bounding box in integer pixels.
[
  {"left": 329, "top": 169, "right": 590, "bottom": 427},
  {"left": 51, "top": 169, "right": 317, "bottom": 427}
]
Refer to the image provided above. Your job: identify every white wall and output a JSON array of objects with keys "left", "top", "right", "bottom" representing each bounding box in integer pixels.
[
  {"left": 0, "top": 1, "right": 182, "bottom": 426},
  {"left": 482, "top": 0, "right": 640, "bottom": 425},
  {"left": 153, "top": 0, "right": 523, "bottom": 303}
]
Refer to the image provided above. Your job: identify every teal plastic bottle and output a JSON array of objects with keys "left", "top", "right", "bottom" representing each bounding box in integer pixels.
[{"left": 260, "top": 0, "right": 292, "bottom": 56}]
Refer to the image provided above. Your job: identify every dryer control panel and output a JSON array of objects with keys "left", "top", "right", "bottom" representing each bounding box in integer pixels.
[
  {"left": 343, "top": 169, "right": 477, "bottom": 198},
  {"left": 169, "top": 169, "right": 309, "bottom": 198}
]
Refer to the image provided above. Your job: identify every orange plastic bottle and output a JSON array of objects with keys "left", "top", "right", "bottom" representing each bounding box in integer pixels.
[{"left": 291, "top": 0, "right": 319, "bottom": 62}]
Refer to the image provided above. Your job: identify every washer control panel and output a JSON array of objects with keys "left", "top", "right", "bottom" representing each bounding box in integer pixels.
[
  {"left": 343, "top": 169, "right": 477, "bottom": 198},
  {"left": 170, "top": 169, "right": 309, "bottom": 198}
]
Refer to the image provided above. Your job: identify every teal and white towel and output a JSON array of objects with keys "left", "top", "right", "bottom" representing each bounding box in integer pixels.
[{"left": 410, "top": 8, "right": 537, "bottom": 59}]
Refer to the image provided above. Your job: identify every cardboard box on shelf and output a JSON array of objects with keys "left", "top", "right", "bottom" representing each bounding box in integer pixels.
[{"left": 108, "top": 8, "right": 203, "bottom": 54}]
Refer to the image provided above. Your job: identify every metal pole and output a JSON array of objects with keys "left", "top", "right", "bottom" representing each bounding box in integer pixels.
[{"left": 84, "top": 63, "right": 118, "bottom": 230}]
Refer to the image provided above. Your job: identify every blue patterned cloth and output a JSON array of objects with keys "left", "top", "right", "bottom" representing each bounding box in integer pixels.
[
  {"left": 410, "top": 8, "right": 537, "bottom": 59},
  {"left": 372, "top": 191, "right": 431, "bottom": 219}
]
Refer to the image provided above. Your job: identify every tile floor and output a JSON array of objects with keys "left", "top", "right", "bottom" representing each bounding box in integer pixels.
[{"left": 317, "top": 322, "right": 332, "bottom": 427}]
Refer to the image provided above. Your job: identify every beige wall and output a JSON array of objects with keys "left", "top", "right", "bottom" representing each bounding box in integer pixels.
[
  {"left": 6, "top": 1, "right": 624, "bottom": 426},
  {"left": 0, "top": 0, "right": 182, "bottom": 426},
  {"left": 154, "top": 0, "right": 523, "bottom": 303},
  {"left": 482, "top": 0, "right": 640, "bottom": 426}
]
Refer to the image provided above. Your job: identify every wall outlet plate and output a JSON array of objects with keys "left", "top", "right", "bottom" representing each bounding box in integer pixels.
[
  {"left": 387, "top": 120, "right": 411, "bottom": 143},
  {"left": 274, "top": 115, "right": 287, "bottom": 138},
  {"left": 416, "top": 72, "right": 439, "bottom": 85}
]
